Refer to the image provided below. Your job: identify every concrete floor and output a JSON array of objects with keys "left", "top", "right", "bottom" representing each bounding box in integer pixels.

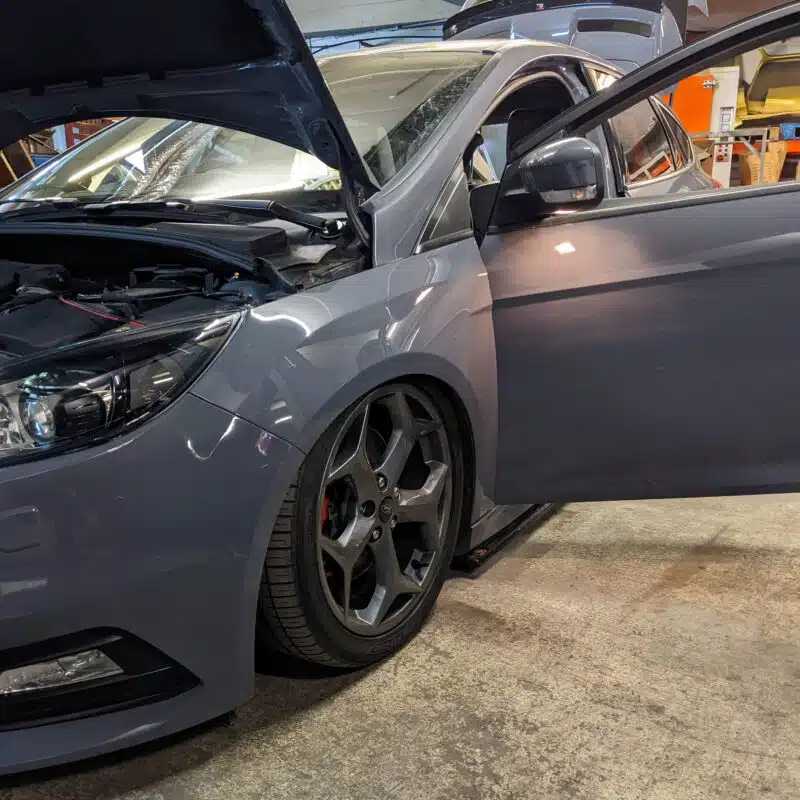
[{"left": 1, "top": 497, "right": 798, "bottom": 800}]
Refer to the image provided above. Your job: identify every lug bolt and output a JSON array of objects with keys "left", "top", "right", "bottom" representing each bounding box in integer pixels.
[
  {"left": 376, "top": 474, "right": 388, "bottom": 491},
  {"left": 389, "top": 516, "right": 397, "bottom": 530},
  {"left": 370, "top": 527, "right": 383, "bottom": 542}
]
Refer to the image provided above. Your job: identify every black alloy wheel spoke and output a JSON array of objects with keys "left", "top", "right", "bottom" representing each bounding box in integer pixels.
[
  {"left": 396, "top": 461, "right": 450, "bottom": 551},
  {"left": 318, "top": 387, "right": 452, "bottom": 635},
  {"left": 319, "top": 514, "right": 374, "bottom": 568},
  {"left": 327, "top": 405, "right": 379, "bottom": 499},
  {"left": 356, "top": 530, "right": 424, "bottom": 627},
  {"left": 375, "top": 391, "right": 441, "bottom": 488}
]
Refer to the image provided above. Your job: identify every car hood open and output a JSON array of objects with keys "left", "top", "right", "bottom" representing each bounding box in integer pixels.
[{"left": 0, "top": 0, "right": 377, "bottom": 191}]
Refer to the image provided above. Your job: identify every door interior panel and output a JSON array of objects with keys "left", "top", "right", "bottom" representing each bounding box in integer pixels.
[{"left": 486, "top": 189, "right": 800, "bottom": 503}]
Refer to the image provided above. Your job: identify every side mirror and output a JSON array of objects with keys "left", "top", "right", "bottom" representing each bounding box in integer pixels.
[{"left": 520, "top": 137, "right": 605, "bottom": 210}]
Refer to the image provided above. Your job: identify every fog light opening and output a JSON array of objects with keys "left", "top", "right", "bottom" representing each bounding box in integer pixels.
[
  {"left": 0, "top": 629, "right": 200, "bottom": 729},
  {"left": 0, "top": 649, "right": 123, "bottom": 696}
]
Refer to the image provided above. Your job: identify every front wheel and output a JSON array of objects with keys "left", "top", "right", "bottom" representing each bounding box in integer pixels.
[{"left": 257, "top": 382, "right": 465, "bottom": 668}]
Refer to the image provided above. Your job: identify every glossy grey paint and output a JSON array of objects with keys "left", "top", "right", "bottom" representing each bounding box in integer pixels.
[
  {"left": 485, "top": 184, "right": 800, "bottom": 503},
  {"left": 0, "top": 393, "right": 303, "bottom": 772},
  {"left": 0, "top": 227, "right": 519, "bottom": 774},
  {"left": 0, "top": 22, "right": 777, "bottom": 770},
  {"left": 0, "top": 40, "right": 600, "bottom": 773},
  {"left": 192, "top": 237, "right": 504, "bottom": 512}
]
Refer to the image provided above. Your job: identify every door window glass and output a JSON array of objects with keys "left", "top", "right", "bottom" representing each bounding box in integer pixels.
[{"left": 609, "top": 100, "right": 676, "bottom": 185}]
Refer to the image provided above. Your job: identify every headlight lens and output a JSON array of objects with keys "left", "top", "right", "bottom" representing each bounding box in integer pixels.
[{"left": 0, "top": 313, "right": 238, "bottom": 463}]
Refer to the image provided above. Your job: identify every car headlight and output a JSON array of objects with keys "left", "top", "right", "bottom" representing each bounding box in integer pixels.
[{"left": 0, "top": 313, "right": 238, "bottom": 463}]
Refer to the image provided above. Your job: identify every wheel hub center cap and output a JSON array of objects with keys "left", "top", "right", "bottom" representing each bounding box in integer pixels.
[{"left": 378, "top": 497, "right": 395, "bottom": 524}]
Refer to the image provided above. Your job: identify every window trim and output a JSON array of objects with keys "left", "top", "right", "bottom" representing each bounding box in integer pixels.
[
  {"left": 579, "top": 61, "right": 627, "bottom": 195},
  {"left": 533, "top": 173, "right": 800, "bottom": 230},
  {"left": 483, "top": 172, "right": 800, "bottom": 238},
  {"left": 417, "top": 227, "right": 475, "bottom": 254},
  {"left": 655, "top": 99, "right": 696, "bottom": 170},
  {"left": 652, "top": 100, "right": 686, "bottom": 170}
]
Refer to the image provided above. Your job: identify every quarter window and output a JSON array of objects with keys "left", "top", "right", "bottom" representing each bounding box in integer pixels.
[
  {"left": 658, "top": 103, "right": 694, "bottom": 169},
  {"left": 609, "top": 99, "right": 676, "bottom": 185},
  {"left": 418, "top": 166, "right": 473, "bottom": 251}
]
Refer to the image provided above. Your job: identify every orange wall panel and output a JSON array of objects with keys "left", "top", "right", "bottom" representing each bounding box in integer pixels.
[{"left": 671, "top": 73, "right": 715, "bottom": 135}]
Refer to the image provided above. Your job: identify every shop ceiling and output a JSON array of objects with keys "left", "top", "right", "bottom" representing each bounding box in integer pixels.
[
  {"left": 287, "top": 0, "right": 458, "bottom": 37},
  {"left": 689, "top": 1, "right": 785, "bottom": 32}
]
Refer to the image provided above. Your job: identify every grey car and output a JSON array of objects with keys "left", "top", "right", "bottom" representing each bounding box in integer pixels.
[{"left": 0, "top": 0, "right": 799, "bottom": 774}]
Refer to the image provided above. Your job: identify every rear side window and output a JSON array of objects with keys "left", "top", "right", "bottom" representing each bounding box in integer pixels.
[
  {"left": 608, "top": 99, "right": 676, "bottom": 186},
  {"left": 659, "top": 104, "right": 694, "bottom": 169}
]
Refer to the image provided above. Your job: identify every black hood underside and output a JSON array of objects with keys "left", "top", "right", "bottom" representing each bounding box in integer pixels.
[{"left": 0, "top": 0, "right": 375, "bottom": 191}]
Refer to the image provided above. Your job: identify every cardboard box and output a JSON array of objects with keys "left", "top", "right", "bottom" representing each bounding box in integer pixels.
[{"left": 740, "top": 128, "right": 788, "bottom": 185}]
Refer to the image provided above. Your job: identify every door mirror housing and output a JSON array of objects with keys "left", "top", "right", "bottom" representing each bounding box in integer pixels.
[{"left": 520, "top": 137, "right": 605, "bottom": 211}]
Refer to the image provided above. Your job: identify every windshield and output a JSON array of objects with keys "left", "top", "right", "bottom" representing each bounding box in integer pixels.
[{"left": 0, "top": 50, "right": 489, "bottom": 209}]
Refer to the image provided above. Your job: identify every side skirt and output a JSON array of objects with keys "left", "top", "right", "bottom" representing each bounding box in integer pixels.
[{"left": 449, "top": 503, "right": 561, "bottom": 578}]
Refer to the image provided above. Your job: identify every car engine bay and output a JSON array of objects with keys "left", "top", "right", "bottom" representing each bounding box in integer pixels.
[{"left": 0, "top": 221, "right": 366, "bottom": 360}]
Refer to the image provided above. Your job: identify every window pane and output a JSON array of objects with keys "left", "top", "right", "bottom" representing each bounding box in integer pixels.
[
  {"left": 0, "top": 118, "right": 340, "bottom": 207},
  {"left": 610, "top": 100, "right": 676, "bottom": 185},
  {"left": 659, "top": 105, "right": 693, "bottom": 168},
  {"left": 420, "top": 167, "right": 472, "bottom": 247},
  {"left": 321, "top": 51, "right": 491, "bottom": 187}
]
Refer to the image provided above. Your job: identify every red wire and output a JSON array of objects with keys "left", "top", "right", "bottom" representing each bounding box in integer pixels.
[{"left": 59, "top": 296, "right": 144, "bottom": 327}]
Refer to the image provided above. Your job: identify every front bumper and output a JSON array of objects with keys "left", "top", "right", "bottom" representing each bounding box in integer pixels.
[{"left": 0, "top": 392, "right": 303, "bottom": 774}]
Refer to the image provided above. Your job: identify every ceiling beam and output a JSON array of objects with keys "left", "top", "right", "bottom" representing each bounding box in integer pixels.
[
  {"left": 688, "top": 0, "right": 783, "bottom": 32},
  {"left": 288, "top": 0, "right": 457, "bottom": 36}
]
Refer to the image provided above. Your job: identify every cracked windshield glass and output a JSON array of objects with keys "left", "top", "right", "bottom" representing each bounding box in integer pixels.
[{"left": 1, "top": 50, "right": 489, "bottom": 208}]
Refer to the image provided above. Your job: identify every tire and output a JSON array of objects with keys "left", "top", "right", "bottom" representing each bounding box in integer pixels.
[{"left": 256, "top": 381, "right": 466, "bottom": 668}]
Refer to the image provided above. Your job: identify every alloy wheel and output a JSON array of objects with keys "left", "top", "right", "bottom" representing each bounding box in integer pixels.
[{"left": 316, "top": 386, "right": 453, "bottom": 636}]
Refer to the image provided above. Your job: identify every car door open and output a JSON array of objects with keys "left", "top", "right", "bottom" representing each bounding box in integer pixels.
[{"left": 483, "top": 2, "right": 800, "bottom": 504}]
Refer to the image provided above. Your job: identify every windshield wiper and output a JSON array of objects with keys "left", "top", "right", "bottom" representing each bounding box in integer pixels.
[
  {"left": 0, "top": 197, "right": 346, "bottom": 236},
  {"left": 148, "top": 198, "right": 345, "bottom": 237}
]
